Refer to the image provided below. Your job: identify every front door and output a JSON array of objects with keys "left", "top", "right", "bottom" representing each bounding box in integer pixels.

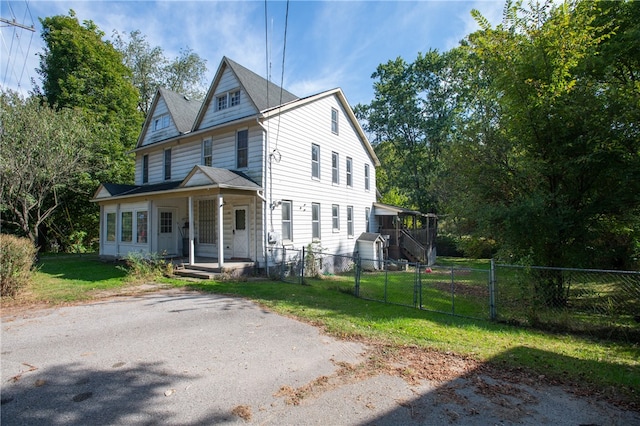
[
  {"left": 232, "top": 206, "right": 249, "bottom": 259},
  {"left": 158, "top": 208, "right": 177, "bottom": 255}
]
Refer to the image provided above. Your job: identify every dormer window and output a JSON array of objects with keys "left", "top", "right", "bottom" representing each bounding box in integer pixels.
[
  {"left": 153, "top": 114, "right": 170, "bottom": 131},
  {"left": 217, "top": 89, "right": 241, "bottom": 111}
]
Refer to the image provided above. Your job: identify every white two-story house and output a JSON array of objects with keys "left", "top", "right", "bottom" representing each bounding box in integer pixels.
[{"left": 92, "top": 57, "right": 384, "bottom": 272}]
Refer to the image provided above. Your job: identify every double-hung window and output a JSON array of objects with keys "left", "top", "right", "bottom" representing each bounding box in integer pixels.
[
  {"left": 164, "top": 148, "right": 172, "bottom": 181},
  {"left": 332, "top": 204, "right": 340, "bottom": 231},
  {"left": 346, "top": 157, "right": 353, "bottom": 187},
  {"left": 142, "top": 154, "right": 149, "bottom": 184},
  {"left": 281, "top": 200, "right": 292, "bottom": 241},
  {"left": 106, "top": 212, "right": 116, "bottom": 242},
  {"left": 331, "top": 108, "right": 339, "bottom": 134},
  {"left": 347, "top": 206, "right": 354, "bottom": 237},
  {"left": 237, "top": 130, "right": 248, "bottom": 168},
  {"left": 312, "top": 203, "right": 321, "bottom": 240},
  {"left": 136, "top": 211, "right": 148, "bottom": 243},
  {"left": 311, "top": 144, "right": 320, "bottom": 179},
  {"left": 364, "top": 164, "right": 370, "bottom": 191},
  {"left": 365, "top": 207, "right": 370, "bottom": 233},
  {"left": 203, "top": 138, "right": 213, "bottom": 167},
  {"left": 121, "top": 211, "right": 133, "bottom": 242},
  {"left": 332, "top": 152, "right": 339, "bottom": 184}
]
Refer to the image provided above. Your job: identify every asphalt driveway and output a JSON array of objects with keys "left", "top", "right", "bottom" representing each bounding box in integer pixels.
[{"left": 2, "top": 289, "right": 638, "bottom": 425}]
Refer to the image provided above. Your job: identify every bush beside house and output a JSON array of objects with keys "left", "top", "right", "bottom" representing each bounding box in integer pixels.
[{"left": 1, "top": 234, "right": 38, "bottom": 297}]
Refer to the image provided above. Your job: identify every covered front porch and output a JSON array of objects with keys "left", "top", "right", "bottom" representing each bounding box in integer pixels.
[{"left": 93, "top": 166, "right": 266, "bottom": 271}]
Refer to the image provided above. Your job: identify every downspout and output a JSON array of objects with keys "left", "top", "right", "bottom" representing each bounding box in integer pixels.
[{"left": 258, "top": 118, "right": 270, "bottom": 272}]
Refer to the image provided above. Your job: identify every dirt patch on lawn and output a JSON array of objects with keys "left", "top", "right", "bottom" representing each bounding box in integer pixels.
[{"left": 274, "top": 342, "right": 639, "bottom": 414}]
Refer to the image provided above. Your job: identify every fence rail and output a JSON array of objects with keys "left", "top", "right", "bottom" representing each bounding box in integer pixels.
[{"left": 267, "top": 247, "right": 640, "bottom": 340}]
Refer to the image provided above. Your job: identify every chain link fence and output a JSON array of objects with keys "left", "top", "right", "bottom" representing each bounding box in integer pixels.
[
  {"left": 494, "top": 264, "right": 640, "bottom": 340},
  {"left": 266, "top": 247, "right": 640, "bottom": 340},
  {"left": 266, "top": 246, "right": 356, "bottom": 284},
  {"left": 356, "top": 261, "right": 491, "bottom": 320}
]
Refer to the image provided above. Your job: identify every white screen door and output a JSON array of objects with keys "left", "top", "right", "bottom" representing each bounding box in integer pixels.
[
  {"left": 158, "top": 208, "right": 177, "bottom": 255},
  {"left": 233, "top": 206, "right": 249, "bottom": 259}
]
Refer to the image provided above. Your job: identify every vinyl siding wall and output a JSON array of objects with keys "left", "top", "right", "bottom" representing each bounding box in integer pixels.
[
  {"left": 140, "top": 98, "right": 178, "bottom": 147},
  {"left": 265, "top": 94, "right": 376, "bottom": 256},
  {"left": 199, "top": 66, "right": 257, "bottom": 129}
]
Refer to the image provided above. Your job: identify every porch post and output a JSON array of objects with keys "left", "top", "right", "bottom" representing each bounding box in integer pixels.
[
  {"left": 218, "top": 194, "right": 224, "bottom": 268},
  {"left": 188, "top": 196, "right": 195, "bottom": 265}
]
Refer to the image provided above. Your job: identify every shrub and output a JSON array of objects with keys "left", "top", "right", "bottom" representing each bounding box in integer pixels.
[
  {"left": 118, "top": 252, "right": 173, "bottom": 281},
  {"left": 1, "top": 234, "right": 38, "bottom": 297}
]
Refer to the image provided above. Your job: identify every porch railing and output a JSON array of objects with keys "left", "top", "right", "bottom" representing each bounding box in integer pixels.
[{"left": 400, "top": 230, "right": 426, "bottom": 263}]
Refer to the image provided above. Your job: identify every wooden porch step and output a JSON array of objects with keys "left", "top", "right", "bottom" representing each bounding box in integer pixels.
[{"left": 174, "top": 268, "right": 219, "bottom": 280}]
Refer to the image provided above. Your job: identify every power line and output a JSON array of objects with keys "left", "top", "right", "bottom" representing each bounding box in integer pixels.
[{"left": 1, "top": 0, "right": 36, "bottom": 91}]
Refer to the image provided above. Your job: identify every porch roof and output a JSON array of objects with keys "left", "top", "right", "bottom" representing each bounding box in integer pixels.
[
  {"left": 91, "top": 166, "right": 262, "bottom": 203},
  {"left": 373, "top": 202, "right": 436, "bottom": 218}
]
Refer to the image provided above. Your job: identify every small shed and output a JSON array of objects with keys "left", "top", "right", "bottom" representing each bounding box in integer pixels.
[{"left": 357, "top": 232, "right": 386, "bottom": 271}]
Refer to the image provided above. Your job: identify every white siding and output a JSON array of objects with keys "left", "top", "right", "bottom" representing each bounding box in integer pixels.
[
  {"left": 198, "top": 67, "right": 258, "bottom": 130},
  {"left": 265, "top": 94, "right": 376, "bottom": 256},
  {"left": 140, "top": 98, "right": 178, "bottom": 147}
]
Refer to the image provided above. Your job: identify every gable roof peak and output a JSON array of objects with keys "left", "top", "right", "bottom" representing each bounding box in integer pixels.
[{"left": 222, "top": 56, "right": 299, "bottom": 111}]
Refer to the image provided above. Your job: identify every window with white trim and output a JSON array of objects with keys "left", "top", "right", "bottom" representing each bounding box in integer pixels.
[
  {"left": 365, "top": 207, "right": 370, "bottom": 233},
  {"left": 142, "top": 154, "right": 149, "bottom": 184},
  {"left": 364, "top": 164, "right": 370, "bottom": 191},
  {"left": 217, "top": 89, "right": 241, "bottom": 111},
  {"left": 332, "top": 204, "right": 340, "bottom": 231},
  {"left": 164, "top": 148, "right": 171, "bottom": 180},
  {"left": 331, "top": 107, "right": 339, "bottom": 134},
  {"left": 312, "top": 203, "right": 321, "bottom": 240},
  {"left": 153, "top": 114, "right": 170, "bottom": 131},
  {"left": 282, "top": 200, "right": 292, "bottom": 241},
  {"left": 332, "top": 152, "right": 339, "bottom": 184},
  {"left": 347, "top": 206, "right": 354, "bottom": 237},
  {"left": 311, "top": 144, "right": 320, "bottom": 179},
  {"left": 237, "top": 129, "right": 248, "bottom": 168},
  {"left": 346, "top": 157, "right": 353, "bottom": 187},
  {"left": 202, "top": 138, "right": 212, "bottom": 167},
  {"left": 106, "top": 212, "right": 116, "bottom": 242},
  {"left": 121, "top": 211, "right": 133, "bottom": 242},
  {"left": 136, "top": 211, "right": 148, "bottom": 243}
]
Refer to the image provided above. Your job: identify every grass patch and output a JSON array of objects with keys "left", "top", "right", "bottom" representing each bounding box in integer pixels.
[
  {"left": 179, "top": 278, "right": 640, "bottom": 402},
  {"left": 6, "top": 256, "right": 639, "bottom": 404}
]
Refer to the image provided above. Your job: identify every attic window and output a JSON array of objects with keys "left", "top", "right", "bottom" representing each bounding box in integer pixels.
[
  {"left": 217, "top": 90, "right": 241, "bottom": 110},
  {"left": 153, "top": 114, "right": 170, "bottom": 131}
]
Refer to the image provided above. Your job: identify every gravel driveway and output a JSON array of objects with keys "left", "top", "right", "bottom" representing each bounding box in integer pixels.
[{"left": 2, "top": 289, "right": 638, "bottom": 425}]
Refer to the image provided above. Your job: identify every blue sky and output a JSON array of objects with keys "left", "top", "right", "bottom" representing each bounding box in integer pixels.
[{"left": 1, "top": 1, "right": 504, "bottom": 106}]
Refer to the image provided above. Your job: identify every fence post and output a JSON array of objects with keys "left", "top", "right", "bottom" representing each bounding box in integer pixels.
[
  {"left": 414, "top": 263, "right": 420, "bottom": 308},
  {"left": 355, "top": 253, "right": 361, "bottom": 297},
  {"left": 301, "top": 246, "right": 305, "bottom": 285},
  {"left": 450, "top": 266, "right": 455, "bottom": 315},
  {"left": 413, "top": 262, "right": 422, "bottom": 309},
  {"left": 490, "top": 258, "right": 497, "bottom": 321}
]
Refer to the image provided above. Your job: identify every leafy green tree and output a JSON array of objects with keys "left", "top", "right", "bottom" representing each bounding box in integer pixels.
[
  {"left": 36, "top": 10, "right": 144, "bottom": 250},
  {"left": 447, "top": 0, "right": 640, "bottom": 272},
  {"left": 0, "top": 90, "right": 92, "bottom": 245},
  {"left": 113, "top": 30, "right": 207, "bottom": 116},
  {"left": 355, "top": 49, "right": 463, "bottom": 215}
]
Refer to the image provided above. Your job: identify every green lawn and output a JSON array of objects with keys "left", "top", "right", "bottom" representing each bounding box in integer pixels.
[{"left": 9, "top": 255, "right": 640, "bottom": 404}]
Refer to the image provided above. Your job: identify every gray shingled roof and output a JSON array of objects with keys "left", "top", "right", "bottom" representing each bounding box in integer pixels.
[
  {"left": 224, "top": 57, "right": 299, "bottom": 111},
  {"left": 192, "top": 166, "right": 261, "bottom": 189},
  {"left": 357, "top": 232, "right": 385, "bottom": 242},
  {"left": 159, "top": 87, "right": 203, "bottom": 134}
]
